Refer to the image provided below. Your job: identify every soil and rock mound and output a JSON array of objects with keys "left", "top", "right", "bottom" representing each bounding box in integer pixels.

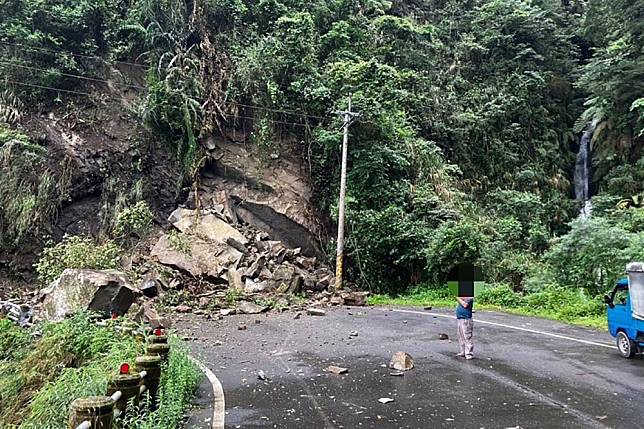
[{"left": 30, "top": 202, "right": 368, "bottom": 326}]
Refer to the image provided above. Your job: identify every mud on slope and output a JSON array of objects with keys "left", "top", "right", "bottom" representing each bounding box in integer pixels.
[{"left": 0, "top": 68, "right": 186, "bottom": 278}]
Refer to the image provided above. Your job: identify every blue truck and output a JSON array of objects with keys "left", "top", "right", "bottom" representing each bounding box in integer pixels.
[{"left": 605, "top": 262, "right": 644, "bottom": 358}]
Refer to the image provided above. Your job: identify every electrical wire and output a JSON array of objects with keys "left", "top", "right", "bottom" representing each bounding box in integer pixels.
[
  {"left": 228, "top": 114, "right": 319, "bottom": 128},
  {"left": 0, "top": 41, "right": 148, "bottom": 69},
  {"left": 1, "top": 61, "right": 330, "bottom": 120},
  {"left": 0, "top": 79, "right": 333, "bottom": 128},
  {"left": 1, "top": 45, "right": 337, "bottom": 121},
  {"left": 0, "top": 61, "right": 147, "bottom": 91},
  {"left": 2, "top": 79, "right": 97, "bottom": 97},
  {"left": 230, "top": 102, "right": 330, "bottom": 121}
]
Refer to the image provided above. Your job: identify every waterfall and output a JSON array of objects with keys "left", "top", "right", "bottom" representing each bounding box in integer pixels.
[{"left": 574, "top": 121, "right": 596, "bottom": 219}]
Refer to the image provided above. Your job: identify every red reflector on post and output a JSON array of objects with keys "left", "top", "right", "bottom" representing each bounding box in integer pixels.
[
  {"left": 154, "top": 328, "right": 163, "bottom": 336},
  {"left": 119, "top": 363, "right": 130, "bottom": 374}
]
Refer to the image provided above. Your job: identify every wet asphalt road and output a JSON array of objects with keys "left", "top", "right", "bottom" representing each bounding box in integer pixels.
[{"left": 177, "top": 307, "right": 644, "bottom": 429}]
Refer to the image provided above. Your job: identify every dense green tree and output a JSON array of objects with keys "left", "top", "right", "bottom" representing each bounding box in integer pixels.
[{"left": 2, "top": 0, "right": 643, "bottom": 295}]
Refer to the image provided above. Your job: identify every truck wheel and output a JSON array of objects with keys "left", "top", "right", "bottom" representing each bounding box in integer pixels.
[{"left": 617, "top": 331, "right": 636, "bottom": 359}]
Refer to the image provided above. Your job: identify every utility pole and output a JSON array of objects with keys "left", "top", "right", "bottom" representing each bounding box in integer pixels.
[{"left": 335, "top": 95, "right": 359, "bottom": 291}]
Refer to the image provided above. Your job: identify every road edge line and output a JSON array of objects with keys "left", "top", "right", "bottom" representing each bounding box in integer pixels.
[
  {"left": 389, "top": 308, "right": 616, "bottom": 349},
  {"left": 188, "top": 354, "right": 225, "bottom": 429}
]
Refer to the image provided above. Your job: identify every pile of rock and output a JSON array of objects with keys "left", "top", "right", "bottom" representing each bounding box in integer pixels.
[
  {"left": 150, "top": 207, "right": 336, "bottom": 298},
  {"left": 32, "top": 203, "right": 369, "bottom": 325}
]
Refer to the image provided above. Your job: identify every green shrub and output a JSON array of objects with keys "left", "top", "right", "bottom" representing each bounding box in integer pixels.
[
  {"left": 113, "top": 201, "right": 154, "bottom": 238},
  {"left": 477, "top": 284, "right": 523, "bottom": 307},
  {"left": 0, "top": 314, "right": 200, "bottom": 429},
  {"left": 485, "top": 190, "right": 546, "bottom": 231},
  {"left": 35, "top": 236, "right": 121, "bottom": 285},
  {"left": 0, "top": 0, "right": 136, "bottom": 101},
  {"left": 614, "top": 207, "right": 644, "bottom": 233},
  {"left": 477, "top": 284, "right": 604, "bottom": 323},
  {"left": 19, "top": 321, "right": 140, "bottom": 429},
  {"left": 0, "top": 132, "right": 67, "bottom": 249},
  {"left": 524, "top": 287, "right": 604, "bottom": 319},
  {"left": 543, "top": 217, "right": 644, "bottom": 295},
  {"left": 0, "top": 125, "right": 30, "bottom": 146},
  {"left": 426, "top": 219, "right": 487, "bottom": 283}
]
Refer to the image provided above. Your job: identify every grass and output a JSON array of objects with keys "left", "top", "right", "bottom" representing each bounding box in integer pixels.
[
  {"left": 369, "top": 285, "right": 607, "bottom": 330},
  {"left": 118, "top": 340, "right": 201, "bottom": 429},
  {"left": 0, "top": 313, "right": 201, "bottom": 429}
]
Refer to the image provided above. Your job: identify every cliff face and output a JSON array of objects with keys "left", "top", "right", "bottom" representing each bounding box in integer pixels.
[
  {"left": 193, "top": 131, "right": 326, "bottom": 257},
  {"left": 1, "top": 88, "right": 328, "bottom": 284}
]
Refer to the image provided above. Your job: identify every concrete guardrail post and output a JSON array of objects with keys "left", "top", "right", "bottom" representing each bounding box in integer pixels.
[
  {"left": 146, "top": 334, "right": 168, "bottom": 344},
  {"left": 146, "top": 343, "right": 171, "bottom": 363},
  {"left": 106, "top": 366, "right": 141, "bottom": 414},
  {"left": 135, "top": 355, "right": 162, "bottom": 409},
  {"left": 68, "top": 396, "right": 115, "bottom": 429}
]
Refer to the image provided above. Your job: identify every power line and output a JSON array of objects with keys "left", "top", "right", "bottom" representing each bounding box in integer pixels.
[
  {"left": 0, "top": 61, "right": 147, "bottom": 91},
  {"left": 227, "top": 114, "right": 317, "bottom": 128},
  {"left": 2, "top": 79, "right": 96, "bottom": 97},
  {"left": 1, "top": 61, "right": 329, "bottom": 120},
  {"left": 0, "top": 41, "right": 148, "bottom": 69},
  {"left": 230, "top": 102, "right": 329, "bottom": 121},
  {"left": 0, "top": 79, "right": 326, "bottom": 127},
  {"left": 2, "top": 44, "right": 333, "bottom": 121}
]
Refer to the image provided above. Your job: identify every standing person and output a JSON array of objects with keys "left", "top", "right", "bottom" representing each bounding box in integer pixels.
[{"left": 456, "top": 296, "right": 474, "bottom": 360}]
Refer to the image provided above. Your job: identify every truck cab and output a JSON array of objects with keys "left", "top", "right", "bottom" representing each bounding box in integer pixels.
[{"left": 605, "top": 263, "right": 644, "bottom": 358}]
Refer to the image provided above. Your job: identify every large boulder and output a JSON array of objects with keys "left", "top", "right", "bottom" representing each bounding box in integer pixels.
[
  {"left": 341, "top": 291, "right": 370, "bottom": 307},
  {"left": 150, "top": 234, "right": 242, "bottom": 278},
  {"left": 169, "top": 207, "right": 248, "bottom": 245},
  {"left": 40, "top": 269, "right": 140, "bottom": 321}
]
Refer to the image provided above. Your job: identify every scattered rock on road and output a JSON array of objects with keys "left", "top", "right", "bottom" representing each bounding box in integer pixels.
[
  {"left": 389, "top": 352, "right": 414, "bottom": 371},
  {"left": 378, "top": 398, "right": 395, "bottom": 404},
  {"left": 257, "top": 370, "right": 270, "bottom": 381},
  {"left": 325, "top": 366, "right": 348, "bottom": 375},
  {"left": 439, "top": 333, "right": 449, "bottom": 340},
  {"left": 307, "top": 308, "right": 326, "bottom": 316}
]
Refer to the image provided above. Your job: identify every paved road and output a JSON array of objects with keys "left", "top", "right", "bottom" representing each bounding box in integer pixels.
[{"left": 177, "top": 307, "right": 644, "bottom": 429}]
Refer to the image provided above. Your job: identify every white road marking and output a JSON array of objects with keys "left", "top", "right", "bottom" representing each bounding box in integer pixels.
[
  {"left": 188, "top": 355, "right": 226, "bottom": 429},
  {"left": 390, "top": 308, "right": 616, "bottom": 349}
]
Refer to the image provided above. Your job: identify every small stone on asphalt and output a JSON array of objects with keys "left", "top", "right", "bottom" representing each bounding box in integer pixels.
[{"left": 325, "top": 366, "right": 348, "bottom": 375}]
